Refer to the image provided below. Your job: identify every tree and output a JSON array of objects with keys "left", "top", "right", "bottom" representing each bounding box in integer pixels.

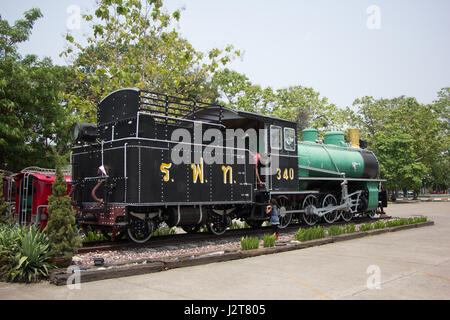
[
  {"left": 372, "top": 125, "right": 426, "bottom": 193},
  {"left": 212, "top": 68, "right": 275, "bottom": 114},
  {"left": 273, "top": 86, "right": 345, "bottom": 135},
  {"left": 349, "top": 94, "right": 448, "bottom": 194},
  {"left": 63, "top": 0, "right": 240, "bottom": 122},
  {"left": 45, "top": 154, "right": 82, "bottom": 260},
  {"left": 0, "top": 9, "right": 75, "bottom": 171}
]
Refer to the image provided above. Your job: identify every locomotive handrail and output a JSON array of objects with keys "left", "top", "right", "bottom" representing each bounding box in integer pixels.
[
  {"left": 19, "top": 166, "right": 72, "bottom": 176},
  {"left": 139, "top": 89, "right": 224, "bottom": 123},
  {"left": 297, "top": 165, "right": 345, "bottom": 176},
  {"left": 138, "top": 112, "right": 226, "bottom": 129}
]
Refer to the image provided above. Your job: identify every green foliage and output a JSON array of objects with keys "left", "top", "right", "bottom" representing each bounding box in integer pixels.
[
  {"left": 45, "top": 155, "right": 82, "bottom": 259},
  {"left": 327, "top": 225, "right": 344, "bottom": 236},
  {"left": 343, "top": 224, "right": 356, "bottom": 233},
  {"left": 240, "top": 236, "right": 260, "bottom": 251},
  {"left": 82, "top": 231, "right": 107, "bottom": 242},
  {"left": 0, "top": 174, "right": 12, "bottom": 224},
  {"left": 63, "top": 0, "right": 240, "bottom": 122},
  {"left": 408, "top": 216, "right": 428, "bottom": 224},
  {"left": 263, "top": 234, "right": 276, "bottom": 248},
  {"left": 229, "top": 221, "right": 243, "bottom": 230},
  {"left": 359, "top": 223, "right": 373, "bottom": 232},
  {"left": 295, "top": 226, "right": 325, "bottom": 242},
  {"left": 373, "top": 221, "right": 386, "bottom": 229},
  {"left": 385, "top": 218, "right": 409, "bottom": 228},
  {"left": 350, "top": 94, "right": 449, "bottom": 193},
  {"left": 152, "top": 226, "right": 176, "bottom": 236},
  {"left": 0, "top": 225, "right": 55, "bottom": 283},
  {"left": 0, "top": 9, "right": 75, "bottom": 171}
]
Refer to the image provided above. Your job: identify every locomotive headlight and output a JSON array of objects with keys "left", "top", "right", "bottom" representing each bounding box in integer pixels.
[{"left": 71, "top": 122, "right": 98, "bottom": 143}]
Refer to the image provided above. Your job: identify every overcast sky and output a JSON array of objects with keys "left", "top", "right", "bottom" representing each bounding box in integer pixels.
[{"left": 2, "top": 0, "right": 449, "bottom": 109}]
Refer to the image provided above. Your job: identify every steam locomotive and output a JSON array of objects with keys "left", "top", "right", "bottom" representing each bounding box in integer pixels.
[{"left": 71, "top": 88, "right": 387, "bottom": 244}]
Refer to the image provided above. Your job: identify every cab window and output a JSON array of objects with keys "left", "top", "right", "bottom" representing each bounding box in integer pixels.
[
  {"left": 284, "top": 127, "right": 295, "bottom": 151},
  {"left": 270, "top": 125, "right": 282, "bottom": 150}
]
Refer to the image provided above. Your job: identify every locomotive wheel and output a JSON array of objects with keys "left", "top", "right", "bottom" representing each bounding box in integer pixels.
[
  {"left": 181, "top": 225, "right": 202, "bottom": 234},
  {"left": 127, "top": 215, "right": 155, "bottom": 244},
  {"left": 302, "top": 194, "right": 319, "bottom": 226},
  {"left": 275, "top": 196, "right": 293, "bottom": 229},
  {"left": 340, "top": 210, "right": 353, "bottom": 222},
  {"left": 322, "top": 194, "right": 338, "bottom": 224},
  {"left": 367, "top": 209, "right": 377, "bottom": 219}
]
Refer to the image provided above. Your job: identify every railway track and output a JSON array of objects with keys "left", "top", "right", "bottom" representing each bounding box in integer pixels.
[{"left": 78, "top": 214, "right": 393, "bottom": 254}]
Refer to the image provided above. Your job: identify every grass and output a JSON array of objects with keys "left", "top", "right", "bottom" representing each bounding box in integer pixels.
[
  {"left": 359, "top": 223, "right": 373, "bottom": 232},
  {"left": 327, "top": 225, "right": 344, "bottom": 236},
  {"left": 263, "top": 234, "right": 276, "bottom": 248},
  {"left": 373, "top": 221, "right": 386, "bottom": 229},
  {"left": 343, "top": 224, "right": 356, "bottom": 233},
  {"left": 240, "top": 236, "right": 260, "bottom": 251},
  {"left": 359, "top": 216, "right": 427, "bottom": 232},
  {"left": 295, "top": 226, "right": 325, "bottom": 242}
]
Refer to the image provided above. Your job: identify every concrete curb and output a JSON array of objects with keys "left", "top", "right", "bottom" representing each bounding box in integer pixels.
[{"left": 49, "top": 221, "right": 434, "bottom": 286}]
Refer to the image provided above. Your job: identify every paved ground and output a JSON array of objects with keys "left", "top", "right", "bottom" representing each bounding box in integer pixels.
[{"left": 0, "top": 202, "right": 449, "bottom": 300}]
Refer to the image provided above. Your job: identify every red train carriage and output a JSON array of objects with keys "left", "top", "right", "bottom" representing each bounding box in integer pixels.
[{"left": 12, "top": 167, "right": 71, "bottom": 230}]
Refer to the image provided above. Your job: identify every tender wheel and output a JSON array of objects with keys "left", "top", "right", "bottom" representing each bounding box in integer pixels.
[
  {"left": 207, "top": 211, "right": 231, "bottom": 236},
  {"left": 127, "top": 215, "right": 155, "bottom": 244},
  {"left": 207, "top": 222, "right": 227, "bottom": 235},
  {"left": 275, "top": 196, "right": 293, "bottom": 229},
  {"left": 181, "top": 225, "right": 201, "bottom": 234},
  {"left": 322, "top": 194, "right": 338, "bottom": 224},
  {"left": 302, "top": 194, "right": 319, "bottom": 226},
  {"left": 340, "top": 210, "right": 353, "bottom": 222}
]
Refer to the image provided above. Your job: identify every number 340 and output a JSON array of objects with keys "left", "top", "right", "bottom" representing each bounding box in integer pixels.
[{"left": 276, "top": 168, "right": 294, "bottom": 180}]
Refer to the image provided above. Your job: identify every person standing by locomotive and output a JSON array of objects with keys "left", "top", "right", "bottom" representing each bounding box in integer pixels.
[{"left": 266, "top": 199, "right": 280, "bottom": 240}]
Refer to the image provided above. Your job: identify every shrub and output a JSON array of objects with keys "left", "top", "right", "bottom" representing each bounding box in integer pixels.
[
  {"left": 359, "top": 223, "right": 373, "bottom": 232},
  {"left": 46, "top": 154, "right": 82, "bottom": 260},
  {"left": 0, "top": 225, "right": 55, "bottom": 283},
  {"left": 240, "top": 236, "right": 259, "bottom": 251},
  {"left": 295, "top": 226, "right": 325, "bottom": 242},
  {"left": 0, "top": 174, "right": 12, "bottom": 225},
  {"left": 374, "top": 221, "right": 386, "bottom": 229},
  {"left": 263, "top": 234, "right": 276, "bottom": 248},
  {"left": 328, "top": 226, "right": 344, "bottom": 236}
]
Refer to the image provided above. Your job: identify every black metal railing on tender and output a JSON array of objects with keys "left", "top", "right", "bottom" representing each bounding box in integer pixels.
[{"left": 138, "top": 90, "right": 224, "bottom": 124}]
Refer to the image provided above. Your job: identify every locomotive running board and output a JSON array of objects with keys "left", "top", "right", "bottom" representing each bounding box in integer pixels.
[
  {"left": 299, "top": 177, "right": 386, "bottom": 182},
  {"left": 270, "top": 190, "right": 319, "bottom": 195}
]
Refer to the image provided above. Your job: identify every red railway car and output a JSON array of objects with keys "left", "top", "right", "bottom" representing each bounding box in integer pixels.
[{"left": 12, "top": 167, "right": 71, "bottom": 230}]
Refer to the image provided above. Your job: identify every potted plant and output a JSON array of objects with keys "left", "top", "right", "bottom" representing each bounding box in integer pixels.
[{"left": 46, "top": 154, "right": 82, "bottom": 268}]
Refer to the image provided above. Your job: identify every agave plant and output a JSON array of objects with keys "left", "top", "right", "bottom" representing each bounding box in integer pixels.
[{"left": 1, "top": 225, "right": 55, "bottom": 283}]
